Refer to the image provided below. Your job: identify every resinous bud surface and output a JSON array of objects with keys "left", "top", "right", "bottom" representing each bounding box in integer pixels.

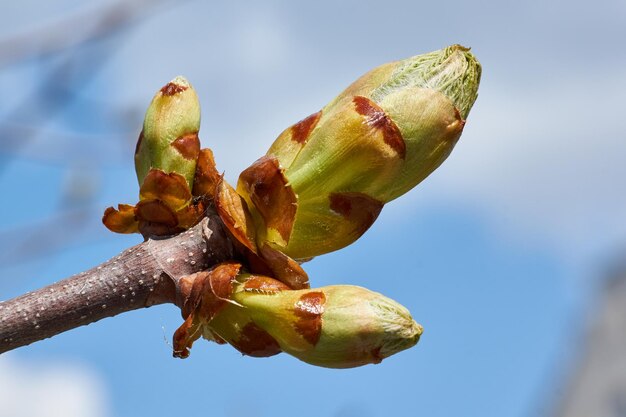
[
  {"left": 209, "top": 276, "right": 423, "bottom": 368},
  {"left": 135, "top": 76, "right": 201, "bottom": 190},
  {"left": 238, "top": 45, "right": 481, "bottom": 259}
]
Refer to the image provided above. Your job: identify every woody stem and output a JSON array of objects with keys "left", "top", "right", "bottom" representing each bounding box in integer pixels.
[{"left": 0, "top": 214, "right": 233, "bottom": 354}]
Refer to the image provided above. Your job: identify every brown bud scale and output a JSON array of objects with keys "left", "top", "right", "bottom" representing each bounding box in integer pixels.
[
  {"left": 329, "top": 192, "right": 384, "bottom": 237},
  {"left": 353, "top": 96, "right": 406, "bottom": 159},
  {"left": 290, "top": 111, "right": 322, "bottom": 144},
  {"left": 238, "top": 156, "right": 297, "bottom": 243},
  {"left": 134, "top": 130, "right": 144, "bottom": 157},
  {"left": 171, "top": 133, "right": 200, "bottom": 160},
  {"left": 243, "top": 276, "right": 290, "bottom": 293},
  {"left": 231, "top": 322, "right": 282, "bottom": 357},
  {"left": 160, "top": 82, "right": 188, "bottom": 96},
  {"left": 293, "top": 291, "right": 325, "bottom": 345}
]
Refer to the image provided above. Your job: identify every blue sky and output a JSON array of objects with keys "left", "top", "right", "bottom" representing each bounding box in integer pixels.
[{"left": 1, "top": 1, "right": 625, "bottom": 416}]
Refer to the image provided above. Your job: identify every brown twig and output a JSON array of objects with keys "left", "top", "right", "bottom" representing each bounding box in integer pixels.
[{"left": 0, "top": 214, "right": 233, "bottom": 354}]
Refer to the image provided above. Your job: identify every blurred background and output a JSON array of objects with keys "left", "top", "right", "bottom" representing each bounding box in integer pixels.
[{"left": 0, "top": 0, "right": 625, "bottom": 416}]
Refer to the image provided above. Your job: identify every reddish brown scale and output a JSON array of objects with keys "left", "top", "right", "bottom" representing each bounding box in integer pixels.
[
  {"left": 177, "top": 274, "right": 198, "bottom": 309},
  {"left": 243, "top": 275, "right": 290, "bottom": 293},
  {"left": 454, "top": 107, "right": 466, "bottom": 129},
  {"left": 243, "top": 249, "right": 274, "bottom": 276},
  {"left": 172, "top": 273, "right": 231, "bottom": 359},
  {"left": 185, "top": 262, "right": 241, "bottom": 315},
  {"left": 160, "top": 82, "right": 188, "bottom": 96},
  {"left": 353, "top": 96, "right": 406, "bottom": 159},
  {"left": 171, "top": 133, "right": 200, "bottom": 160},
  {"left": 102, "top": 204, "right": 138, "bottom": 234},
  {"left": 190, "top": 272, "right": 233, "bottom": 325},
  {"left": 135, "top": 199, "right": 178, "bottom": 227},
  {"left": 290, "top": 111, "right": 322, "bottom": 144},
  {"left": 175, "top": 202, "right": 205, "bottom": 230},
  {"left": 230, "top": 322, "right": 282, "bottom": 357},
  {"left": 215, "top": 180, "right": 258, "bottom": 253},
  {"left": 370, "top": 346, "right": 384, "bottom": 364},
  {"left": 259, "top": 244, "right": 309, "bottom": 290},
  {"left": 176, "top": 262, "right": 241, "bottom": 356},
  {"left": 329, "top": 194, "right": 352, "bottom": 217},
  {"left": 238, "top": 156, "right": 297, "bottom": 243},
  {"left": 206, "top": 263, "right": 238, "bottom": 300},
  {"left": 329, "top": 192, "right": 384, "bottom": 237},
  {"left": 140, "top": 169, "right": 192, "bottom": 209},
  {"left": 192, "top": 148, "right": 221, "bottom": 198},
  {"left": 138, "top": 222, "right": 184, "bottom": 238},
  {"left": 172, "top": 314, "right": 195, "bottom": 358},
  {"left": 181, "top": 271, "right": 211, "bottom": 318},
  {"left": 293, "top": 291, "right": 325, "bottom": 345},
  {"left": 134, "top": 130, "right": 144, "bottom": 157}
]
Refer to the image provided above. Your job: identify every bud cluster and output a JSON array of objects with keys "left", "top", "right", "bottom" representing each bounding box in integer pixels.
[{"left": 103, "top": 45, "right": 482, "bottom": 368}]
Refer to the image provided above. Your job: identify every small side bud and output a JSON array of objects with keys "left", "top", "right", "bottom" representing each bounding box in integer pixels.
[
  {"left": 208, "top": 277, "right": 422, "bottom": 368},
  {"left": 104, "top": 76, "right": 208, "bottom": 238},
  {"left": 135, "top": 76, "right": 201, "bottom": 190}
]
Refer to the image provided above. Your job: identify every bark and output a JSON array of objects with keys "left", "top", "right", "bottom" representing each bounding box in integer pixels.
[{"left": 0, "top": 214, "right": 233, "bottom": 354}]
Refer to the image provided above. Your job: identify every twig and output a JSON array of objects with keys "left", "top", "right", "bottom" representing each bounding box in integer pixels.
[
  {"left": 0, "top": 214, "right": 233, "bottom": 354},
  {"left": 0, "top": 0, "right": 174, "bottom": 67}
]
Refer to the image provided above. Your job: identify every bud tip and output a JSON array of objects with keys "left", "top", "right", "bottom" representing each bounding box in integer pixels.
[{"left": 161, "top": 75, "right": 191, "bottom": 96}]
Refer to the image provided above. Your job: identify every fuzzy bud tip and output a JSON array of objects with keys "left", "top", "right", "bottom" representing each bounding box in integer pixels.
[{"left": 371, "top": 44, "right": 481, "bottom": 119}]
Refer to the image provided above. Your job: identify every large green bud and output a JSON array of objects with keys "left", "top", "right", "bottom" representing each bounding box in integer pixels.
[
  {"left": 135, "top": 75, "right": 201, "bottom": 190},
  {"left": 236, "top": 45, "right": 481, "bottom": 260},
  {"left": 208, "top": 275, "right": 422, "bottom": 368}
]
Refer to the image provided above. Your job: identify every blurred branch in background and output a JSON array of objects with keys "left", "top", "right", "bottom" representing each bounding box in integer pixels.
[
  {"left": 0, "top": 0, "right": 171, "bottom": 67},
  {"left": 525, "top": 254, "right": 626, "bottom": 417},
  {"left": 0, "top": 124, "right": 133, "bottom": 166},
  {"left": 0, "top": 0, "right": 182, "bottom": 275},
  {"left": 551, "top": 259, "right": 626, "bottom": 417},
  {"left": 0, "top": 0, "right": 179, "bottom": 170},
  {"left": 0, "top": 169, "right": 100, "bottom": 268}
]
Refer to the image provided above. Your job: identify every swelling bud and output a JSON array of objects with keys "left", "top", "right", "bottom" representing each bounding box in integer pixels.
[
  {"left": 103, "top": 76, "right": 206, "bottom": 237},
  {"left": 235, "top": 45, "right": 481, "bottom": 260},
  {"left": 135, "top": 75, "right": 201, "bottom": 189},
  {"left": 208, "top": 276, "right": 423, "bottom": 368}
]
